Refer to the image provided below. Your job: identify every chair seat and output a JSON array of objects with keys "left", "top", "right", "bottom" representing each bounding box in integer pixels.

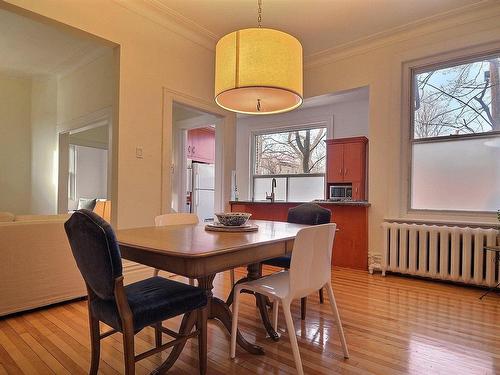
[
  {"left": 91, "top": 276, "right": 207, "bottom": 332},
  {"left": 238, "top": 270, "right": 291, "bottom": 300},
  {"left": 262, "top": 255, "right": 291, "bottom": 268}
]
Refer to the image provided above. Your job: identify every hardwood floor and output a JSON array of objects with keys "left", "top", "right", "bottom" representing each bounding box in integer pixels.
[{"left": 0, "top": 267, "right": 499, "bottom": 374}]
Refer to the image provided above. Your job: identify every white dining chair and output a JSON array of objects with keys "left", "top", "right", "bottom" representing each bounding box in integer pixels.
[
  {"left": 153, "top": 213, "right": 236, "bottom": 287},
  {"left": 230, "top": 223, "right": 349, "bottom": 375}
]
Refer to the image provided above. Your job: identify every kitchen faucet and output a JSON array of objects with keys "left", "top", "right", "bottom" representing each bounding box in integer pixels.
[{"left": 266, "top": 178, "right": 277, "bottom": 202}]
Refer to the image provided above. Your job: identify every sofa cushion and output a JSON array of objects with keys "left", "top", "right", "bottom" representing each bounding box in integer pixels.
[
  {"left": 78, "top": 198, "right": 97, "bottom": 211},
  {"left": 0, "top": 212, "right": 15, "bottom": 222}
]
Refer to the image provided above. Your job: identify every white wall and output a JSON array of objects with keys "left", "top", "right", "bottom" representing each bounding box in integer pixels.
[
  {"left": 1, "top": 48, "right": 112, "bottom": 216},
  {"left": 55, "top": 51, "right": 114, "bottom": 214},
  {"left": 30, "top": 76, "right": 58, "bottom": 214},
  {"left": 57, "top": 50, "right": 114, "bottom": 132},
  {"left": 68, "top": 145, "right": 108, "bottom": 211},
  {"left": 5, "top": 0, "right": 228, "bottom": 229},
  {"left": 303, "top": 3, "right": 500, "bottom": 264},
  {"left": 7, "top": 1, "right": 499, "bottom": 265},
  {"left": 0, "top": 74, "right": 32, "bottom": 214},
  {"left": 236, "top": 96, "right": 369, "bottom": 199}
]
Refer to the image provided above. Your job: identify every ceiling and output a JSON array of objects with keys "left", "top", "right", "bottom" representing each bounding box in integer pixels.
[
  {"left": 301, "top": 86, "right": 369, "bottom": 110},
  {"left": 155, "top": 0, "right": 487, "bottom": 56},
  {"left": 0, "top": 8, "right": 110, "bottom": 77}
]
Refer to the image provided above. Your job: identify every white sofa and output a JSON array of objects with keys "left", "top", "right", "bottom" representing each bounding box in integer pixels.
[
  {"left": 0, "top": 210, "right": 151, "bottom": 317},
  {"left": 0, "top": 213, "right": 86, "bottom": 316}
]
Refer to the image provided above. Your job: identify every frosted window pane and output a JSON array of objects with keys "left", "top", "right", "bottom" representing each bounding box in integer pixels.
[
  {"left": 253, "top": 177, "right": 286, "bottom": 201},
  {"left": 288, "top": 176, "right": 325, "bottom": 201},
  {"left": 412, "top": 136, "right": 500, "bottom": 211}
]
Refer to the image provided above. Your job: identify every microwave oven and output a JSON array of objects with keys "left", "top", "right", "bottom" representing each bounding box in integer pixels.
[{"left": 329, "top": 185, "right": 352, "bottom": 201}]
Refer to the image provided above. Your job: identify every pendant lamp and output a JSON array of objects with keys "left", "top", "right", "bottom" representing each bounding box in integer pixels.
[{"left": 214, "top": 0, "right": 303, "bottom": 115}]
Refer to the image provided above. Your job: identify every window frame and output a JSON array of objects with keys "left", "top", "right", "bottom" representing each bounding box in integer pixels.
[
  {"left": 406, "top": 49, "right": 500, "bottom": 215},
  {"left": 68, "top": 144, "right": 77, "bottom": 201},
  {"left": 250, "top": 121, "right": 329, "bottom": 201}
]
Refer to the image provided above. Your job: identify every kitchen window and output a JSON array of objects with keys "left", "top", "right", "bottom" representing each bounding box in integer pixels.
[
  {"left": 410, "top": 52, "right": 500, "bottom": 212},
  {"left": 252, "top": 125, "right": 327, "bottom": 201}
]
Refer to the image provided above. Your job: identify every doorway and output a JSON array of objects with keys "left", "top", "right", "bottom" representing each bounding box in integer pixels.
[
  {"left": 172, "top": 103, "right": 220, "bottom": 222},
  {"left": 58, "top": 120, "right": 111, "bottom": 215}
]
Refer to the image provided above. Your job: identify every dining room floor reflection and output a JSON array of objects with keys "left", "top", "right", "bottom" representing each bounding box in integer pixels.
[{"left": 0, "top": 266, "right": 498, "bottom": 374}]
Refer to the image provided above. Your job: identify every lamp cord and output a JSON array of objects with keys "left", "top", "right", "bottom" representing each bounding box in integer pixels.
[
  {"left": 258, "top": 0, "right": 262, "bottom": 28},
  {"left": 257, "top": 0, "right": 262, "bottom": 112}
]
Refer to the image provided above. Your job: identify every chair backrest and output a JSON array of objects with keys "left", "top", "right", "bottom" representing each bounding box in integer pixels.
[
  {"left": 64, "top": 210, "right": 122, "bottom": 300},
  {"left": 288, "top": 223, "right": 336, "bottom": 299},
  {"left": 287, "top": 203, "right": 331, "bottom": 225},
  {"left": 154, "top": 213, "right": 199, "bottom": 227}
]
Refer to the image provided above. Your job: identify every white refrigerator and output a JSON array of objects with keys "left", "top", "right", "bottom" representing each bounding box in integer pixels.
[{"left": 190, "top": 162, "right": 215, "bottom": 222}]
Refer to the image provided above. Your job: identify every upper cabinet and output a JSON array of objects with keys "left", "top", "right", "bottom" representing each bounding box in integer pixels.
[
  {"left": 326, "top": 136, "right": 368, "bottom": 200},
  {"left": 187, "top": 127, "right": 215, "bottom": 164},
  {"left": 327, "top": 142, "right": 344, "bottom": 182},
  {"left": 342, "top": 141, "right": 366, "bottom": 182}
]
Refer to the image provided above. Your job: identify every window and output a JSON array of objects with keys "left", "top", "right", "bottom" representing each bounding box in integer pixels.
[
  {"left": 410, "top": 53, "right": 500, "bottom": 212},
  {"left": 253, "top": 125, "right": 327, "bottom": 201}
]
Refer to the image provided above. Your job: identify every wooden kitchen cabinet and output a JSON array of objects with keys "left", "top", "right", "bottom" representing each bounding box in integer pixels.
[
  {"left": 343, "top": 141, "right": 365, "bottom": 182},
  {"left": 187, "top": 127, "right": 215, "bottom": 164},
  {"left": 326, "top": 143, "right": 344, "bottom": 182},
  {"left": 326, "top": 136, "right": 368, "bottom": 200}
]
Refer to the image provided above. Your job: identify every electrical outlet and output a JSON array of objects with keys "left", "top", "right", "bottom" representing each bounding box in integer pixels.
[{"left": 135, "top": 147, "right": 143, "bottom": 159}]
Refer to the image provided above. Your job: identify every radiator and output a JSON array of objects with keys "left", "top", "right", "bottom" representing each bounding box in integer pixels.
[{"left": 381, "top": 222, "right": 499, "bottom": 287}]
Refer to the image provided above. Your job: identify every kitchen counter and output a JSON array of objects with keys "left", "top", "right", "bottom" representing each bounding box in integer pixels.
[
  {"left": 230, "top": 200, "right": 369, "bottom": 270},
  {"left": 229, "top": 200, "right": 370, "bottom": 207}
]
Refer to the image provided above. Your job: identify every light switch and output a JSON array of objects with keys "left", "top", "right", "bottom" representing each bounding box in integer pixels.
[{"left": 135, "top": 147, "right": 143, "bottom": 159}]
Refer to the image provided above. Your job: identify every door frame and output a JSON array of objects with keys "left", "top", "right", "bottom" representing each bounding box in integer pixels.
[
  {"left": 162, "top": 88, "right": 236, "bottom": 216},
  {"left": 174, "top": 115, "right": 218, "bottom": 213},
  {"left": 57, "top": 110, "right": 112, "bottom": 214}
]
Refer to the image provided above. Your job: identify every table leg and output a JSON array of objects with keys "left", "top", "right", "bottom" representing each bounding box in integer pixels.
[
  {"left": 226, "top": 264, "right": 280, "bottom": 342},
  {"left": 198, "top": 275, "right": 264, "bottom": 355},
  {"left": 247, "top": 264, "right": 281, "bottom": 342},
  {"left": 152, "top": 310, "right": 197, "bottom": 374},
  {"left": 226, "top": 276, "right": 254, "bottom": 307}
]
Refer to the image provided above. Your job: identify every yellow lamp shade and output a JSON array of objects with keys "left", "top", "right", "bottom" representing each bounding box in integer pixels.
[{"left": 215, "top": 28, "right": 303, "bottom": 115}]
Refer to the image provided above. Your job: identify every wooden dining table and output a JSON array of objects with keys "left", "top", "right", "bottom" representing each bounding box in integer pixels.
[{"left": 116, "top": 219, "right": 305, "bottom": 365}]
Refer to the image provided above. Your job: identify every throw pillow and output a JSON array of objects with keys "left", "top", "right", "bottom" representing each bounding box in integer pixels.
[{"left": 77, "top": 198, "right": 97, "bottom": 211}]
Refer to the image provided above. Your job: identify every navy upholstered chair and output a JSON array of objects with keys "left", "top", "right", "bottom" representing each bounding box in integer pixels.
[
  {"left": 262, "top": 203, "right": 332, "bottom": 320},
  {"left": 65, "top": 210, "right": 208, "bottom": 375}
]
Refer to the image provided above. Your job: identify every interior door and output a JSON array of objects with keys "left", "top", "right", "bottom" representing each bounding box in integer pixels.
[{"left": 327, "top": 143, "right": 344, "bottom": 183}]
